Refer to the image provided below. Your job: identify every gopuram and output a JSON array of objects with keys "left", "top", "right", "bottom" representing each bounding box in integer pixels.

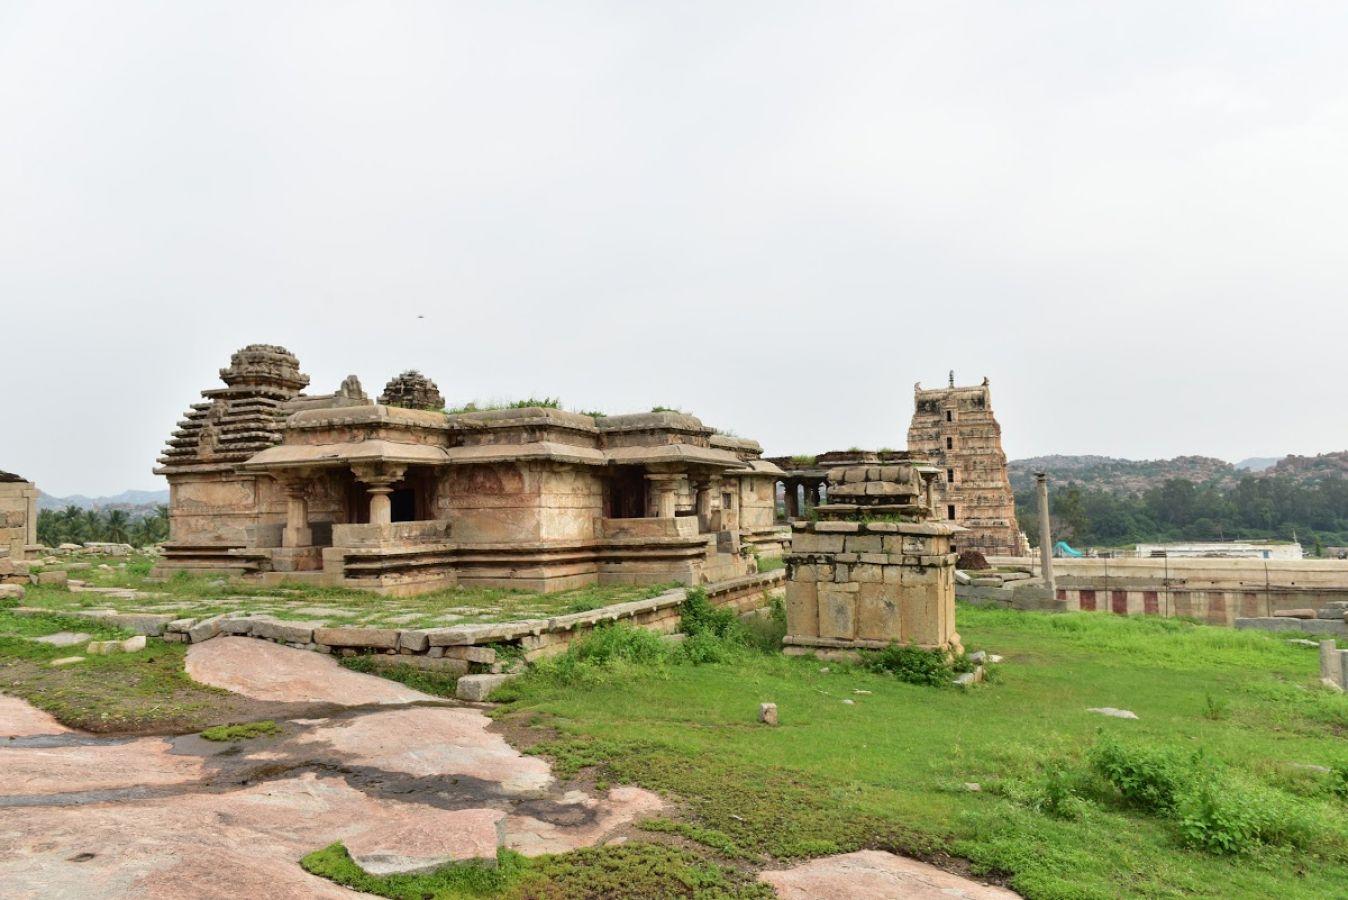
[
  {"left": 907, "top": 374, "right": 1027, "bottom": 557},
  {"left": 154, "top": 345, "right": 786, "bottom": 594},
  {"left": 783, "top": 451, "right": 964, "bottom": 658}
]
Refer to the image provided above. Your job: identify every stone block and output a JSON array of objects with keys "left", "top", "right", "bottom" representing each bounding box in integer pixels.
[
  {"left": 314, "top": 626, "right": 399, "bottom": 650},
  {"left": 31, "top": 570, "right": 68, "bottom": 587},
  {"left": 364, "top": 655, "right": 469, "bottom": 674},
  {"left": 221, "top": 616, "right": 263, "bottom": 636},
  {"left": 785, "top": 579, "right": 819, "bottom": 639},
  {"left": 454, "top": 673, "right": 519, "bottom": 702},
  {"left": 397, "top": 630, "right": 430, "bottom": 653},
  {"left": 851, "top": 564, "right": 884, "bottom": 584},
  {"left": 1235, "top": 617, "right": 1304, "bottom": 632},
  {"left": 759, "top": 702, "right": 778, "bottom": 726},
  {"left": 187, "top": 615, "right": 228, "bottom": 643},
  {"left": 252, "top": 619, "right": 322, "bottom": 644},
  {"left": 100, "top": 613, "right": 176, "bottom": 636},
  {"left": 166, "top": 618, "right": 197, "bottom": 634},
  {"left": 844, "top": 535, "right": 882, "bottom": 553},
  {"left": 121, "top": 635, "right": 147, "bottom": 652},
  {"left": 1273, "top": 609, "right": 1317, "bottom": 619},
  {"left": 0, "top": 584, "right": 23, "bottom": 601},
  {"left": 818, "top": 589, "right": 856, "bottom": 640},
  {"left": 443, "top": 645, "right": 497, "bottom": 664},
  {"left": 855, "top": 583, "right": 900, "bottom": 642},
  {"left": 815, "top": 522, "right": 859, "bottom": 533}
]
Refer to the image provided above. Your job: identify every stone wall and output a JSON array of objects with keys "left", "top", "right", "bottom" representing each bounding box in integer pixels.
[
  {"left": 985, "top": 555, "right": 1348, "bottom": 627},
  {"left": 0, "top": 474, "right": 39, "bottom": 560}
]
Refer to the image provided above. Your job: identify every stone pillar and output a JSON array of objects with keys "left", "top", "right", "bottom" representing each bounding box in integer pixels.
[
  {"left": 353, "top": 464, "right": 406, "bottom": 528},
  {"left": 805, "top": 482, "right": 820, "bottom": 510},
  {"left": 24, "top": 485, "right": 37, "bottom": 547},
  {"left": 1320, "top": 640, "right": 1342, "bottom": 686},
  {"left": 646, "top": 474, "right": 680, "bottom": 519},
  {"left": 1036, "top": 472, "right": 1054, "bottom": 590},
  {"left": 693, "top": 478, "right": 715, "bottom": 530},
  {"left": 282, "top": 478, "right": 313, "bottom": 548},
  {"left": 785, "top": 481, "right": 800, "bottom": 518}
]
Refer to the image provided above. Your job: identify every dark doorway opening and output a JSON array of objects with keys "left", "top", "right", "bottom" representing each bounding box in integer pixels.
[{"left": 390, "top": 488, "right": 416, "bottom": 523}]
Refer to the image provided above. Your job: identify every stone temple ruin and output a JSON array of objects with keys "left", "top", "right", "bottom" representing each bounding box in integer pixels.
[
  {"left": 783, "top": 451, "right": 963, "bottom": 658},
  {"left": 0, "top": 470, "right": 38, "bottom": 561},
  {"left": 154, "top": 345, "right": 787, "bottom": 594}
]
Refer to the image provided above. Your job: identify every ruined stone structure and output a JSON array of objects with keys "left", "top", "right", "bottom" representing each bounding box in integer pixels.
[
  {"left": 783, "top": 452, "right": 963, "bottom": 658},
  {"left": 907, "top": 375, "right": 1027, "bottom": 557},
  {"left": 155, "top": 345, "right": 787, "bottom": 594},
  {"left": 0, "top": 471, "right": 39, "bottom": 560}
]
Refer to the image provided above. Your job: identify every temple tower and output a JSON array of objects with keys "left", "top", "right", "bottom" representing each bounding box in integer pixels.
[{"left": 907, "top": 375, "right": 1026, "bottom": 557}]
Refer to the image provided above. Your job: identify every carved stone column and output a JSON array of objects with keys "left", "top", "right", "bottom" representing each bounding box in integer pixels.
[
  {"left": 784, "top": 480, "right": 800, "bottom": 518},
  {"left": 353, "top": 463, "right": 407, "bottom": 527},
  {"left": 279, "top": 475, "right": 313, "bottom": 548}
]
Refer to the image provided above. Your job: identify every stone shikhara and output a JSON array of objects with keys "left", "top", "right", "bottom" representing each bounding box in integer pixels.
[
  {"left": 152, "top": 344, "right": 789, "bottom": 595},
  {"left": 782, "top": 455, "right": 964, "bottom": 658}
]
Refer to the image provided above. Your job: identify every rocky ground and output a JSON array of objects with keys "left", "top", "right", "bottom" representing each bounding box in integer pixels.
[{"left": 0, "top": 636, "right": 1018, "bottom": 898}]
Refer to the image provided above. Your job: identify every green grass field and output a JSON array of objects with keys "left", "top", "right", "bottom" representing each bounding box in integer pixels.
[{"left": 488, "top": 605, "right": 1348, "bottom": 899}]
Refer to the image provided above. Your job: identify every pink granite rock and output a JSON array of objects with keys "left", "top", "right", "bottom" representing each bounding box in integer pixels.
[
  {"left": 186, "top": 637, "right": 435, "bottom": 705},
  {"left": 760, "top": 850, "right": 1020, "bottom": 899},
  {"left": 345, "top": 807, "right": 505, "bottom": 874}
]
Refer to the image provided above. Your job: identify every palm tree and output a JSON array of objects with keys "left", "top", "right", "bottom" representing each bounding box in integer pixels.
[{"left": 105, "top": 510, "right": 129, "bottom": 543}]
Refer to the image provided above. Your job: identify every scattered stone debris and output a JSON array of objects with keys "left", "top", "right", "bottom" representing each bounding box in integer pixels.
[
  {"left": 49, "top": 655, "right": 84, "bottom": 667},
  {"left": 32, "top": 631, "right": 90, "bottom": 647},
  {"left": 759, "top": 702, "right": 778, "bottom": 726},
  {"left": 963, "top": 782, "right": 982, "bottom": 792},
  {"left": 1087, "top": 707, "right": 1138, "bottom": 720},
  {"left": 842, "top": 698, "right": 855, "bottom": 705},
  {"left": 1288, "top": 639, "right": 1320, "bottom": 648}
]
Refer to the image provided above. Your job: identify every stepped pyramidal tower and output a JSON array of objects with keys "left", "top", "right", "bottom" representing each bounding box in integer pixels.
[{"left": 907, "top": 373, "right": 1027, "bottom": 558}]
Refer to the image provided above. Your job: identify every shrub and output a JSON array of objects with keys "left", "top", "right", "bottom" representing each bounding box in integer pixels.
[
  {"left": 679, "top": 588, "right": 741, "bottom": 641},
  {"left": 742, "top": 598, "right": 787, "bottom": 652},
  {"left": 1202, "top": 693, "right": 1230, "bottom": 721},
  {"left": 861, "top": 643, "right": 958, "bottom": 687},
  {"left": 1088, "top": 738, "right": 1190, "bottom": 813},
  {"left": 1175, "top": 775, "right": 1317, "bottom": 855},
  {"left": 1037, "top": 769, "right": 1091, "bottom": 821}
]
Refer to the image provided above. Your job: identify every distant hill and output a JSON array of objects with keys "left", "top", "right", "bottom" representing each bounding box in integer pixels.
[
  {"left": 38, "top": 489, "right": 169, "bottom": 513},
  {"left": 1009, "top": 452, "right": 1348, "bottom": 496},
  {"left": 1008, "top": 455, "right": 1238, "bottom": 495}
]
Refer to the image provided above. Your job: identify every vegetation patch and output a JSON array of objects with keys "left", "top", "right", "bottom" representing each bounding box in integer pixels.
[
  {"left": 493, "top": 604, "right": 1348, "bottom": 898},
  {"left": 200, "top": 720, "right": 279, "bottom": 742},
  {"left": 860, "top": 643, "right": 973, "bottom": 687},
  {"left": 299, "top": 840, "right": 772, "bottom": 899}
]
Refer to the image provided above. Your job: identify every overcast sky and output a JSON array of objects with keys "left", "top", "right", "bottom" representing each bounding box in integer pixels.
[{"left": 5, "top": 2, "right": 1348, "bottom": 497}]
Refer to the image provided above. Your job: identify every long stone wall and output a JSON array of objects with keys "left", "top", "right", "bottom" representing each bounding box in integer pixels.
[{"left": 984, "top": 555, "right": 1348, "bottom": 629}]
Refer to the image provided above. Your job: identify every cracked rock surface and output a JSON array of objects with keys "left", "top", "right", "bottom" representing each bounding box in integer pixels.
[{"left": 0, "top": 639, "right": 661, "bottom": 898}]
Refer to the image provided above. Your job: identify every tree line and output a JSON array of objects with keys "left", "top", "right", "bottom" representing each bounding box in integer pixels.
[
  {"left": 1015, "top": 475, "right": 1348, "bottom": 552},
  {"left": 37, "top": 505, "right": 169, "bottom": 548}
]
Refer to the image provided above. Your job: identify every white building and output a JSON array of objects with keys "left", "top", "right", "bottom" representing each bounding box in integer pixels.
[{"left": 1133, "top": 541, "right": 1303, "bottom": 561}]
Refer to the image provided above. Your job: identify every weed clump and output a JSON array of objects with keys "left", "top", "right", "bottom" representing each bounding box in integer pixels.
[
  {"left": 861, "top": 643, "right": 970, "bottom": 687},
  {"left": 200, "top": 720, "right": 279, "bottom": 742}
]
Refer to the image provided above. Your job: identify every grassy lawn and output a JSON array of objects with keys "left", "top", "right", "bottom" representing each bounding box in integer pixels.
[
  {"left": 484, "top": 605, "right": 1348, "bottom": 899},
  {"left": 18, "top": 552, "right": 680, "bottom": 628}
]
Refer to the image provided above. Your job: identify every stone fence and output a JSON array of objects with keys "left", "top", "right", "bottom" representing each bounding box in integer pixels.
[{"left": 12, "top": 571, "right": 785, "bottom": 679}]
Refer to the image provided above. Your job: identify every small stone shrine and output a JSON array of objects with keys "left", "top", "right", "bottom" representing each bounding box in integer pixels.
[{"left": 783, "top": 452, "right": 964, "bottom": 658}]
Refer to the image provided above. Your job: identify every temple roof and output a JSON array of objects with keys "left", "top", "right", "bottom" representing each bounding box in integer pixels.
[
  {"left": 239, "top": 440, "right": 451, "bottom": 470},
  {"left": 0, "top": 470, "right": 28, "bottom": 483}
]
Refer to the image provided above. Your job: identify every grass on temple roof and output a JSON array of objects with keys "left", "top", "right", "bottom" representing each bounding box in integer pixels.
[{"left": 443, "top": 397, "right": 563, "bottom": 414}]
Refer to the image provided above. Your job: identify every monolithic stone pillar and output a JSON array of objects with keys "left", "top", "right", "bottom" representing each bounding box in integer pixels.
[
  {"left": 1036, "top": 472, "right": 1054, "bottom": 590},
  {"left": 805, "top": 482, "right": 820, "bottom": 509},
  {"left": 646, "top": 474, "right": 680, "bottom": 519},
  {"left": 282, "top": 478, "right": 313, "bottom": 548},
  {"left": 785, "top": 481, "right": 800, "bottom": 518},
  {"left": 1320, "top": 640, "right": 1343, "bottom": 686}
]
